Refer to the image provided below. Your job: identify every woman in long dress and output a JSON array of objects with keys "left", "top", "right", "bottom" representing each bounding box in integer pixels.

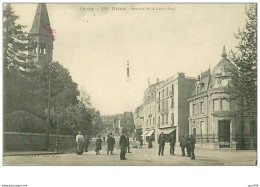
[{"left": 76, "top": 131, "right": 84, "bottom": 155}]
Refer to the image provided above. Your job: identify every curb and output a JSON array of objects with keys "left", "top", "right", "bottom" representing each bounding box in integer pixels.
[{"left": 3, "top": 152, "right": 66, "bottom": 157}]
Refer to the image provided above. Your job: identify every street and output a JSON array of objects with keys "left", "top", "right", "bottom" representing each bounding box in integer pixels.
[{"left": 4, "top": 144, "right": 257, "bottom": 166}]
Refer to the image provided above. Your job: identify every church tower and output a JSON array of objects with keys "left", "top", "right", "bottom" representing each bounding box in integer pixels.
[{"left": 29, "top": 3, "right": 54, "bottom": 66}]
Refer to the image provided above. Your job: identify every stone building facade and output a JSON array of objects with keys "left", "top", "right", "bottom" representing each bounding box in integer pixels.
[
  {"left": 188, "top": 47, "right": 257, "bottom": 149},
  {"left": 155, "top": 73, "right": 196, "bottom": 143}
]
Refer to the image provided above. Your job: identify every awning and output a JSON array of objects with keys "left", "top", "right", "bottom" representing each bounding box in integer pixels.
[
  {"left": 160, "top": 128, "right": 176, "bottom": 135},
  {"left": 146, "top": 130, "right": 155, "bottom": 136},
  {"left": 141, "top": 131, "right": 149, "bottom": 136}
]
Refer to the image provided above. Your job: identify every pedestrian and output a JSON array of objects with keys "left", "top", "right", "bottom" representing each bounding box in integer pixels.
[
  {"left": 107, "top": 133, "right": 113, "bottom": 155},
  {"left": 103, "top": 136, "right": 106, "bottom": 143},
  {"left": 95, "top": 135, "right": 102, "bottom": 155},
  {"left": 158, "top": 132, "right": 166, "bottom": 156},
  {"left": 119, "top": 128, "right": 128, "bottom": 160},
  {"left": 84, "top": 134, "right": 90, "bottom": 152},
  {"left": 76, "top": 131, "right": 84, "bottom": 155},
  {"left": 139, "top": 138, "right": 143, "bottom": 148},
  {"left": 190, "top": 134, "right": 196, "bottom": 160},
  {"left": 185, "top": 134, "right": 191, "bottom": 157},
  {"left": 180, "top": 134, "right": 186, "bottom": 156},
  {"left": 111, "top": 135, "right": 115, "bottom": 155},
  {"left": 169, "top": 133, "right": 176, "bottom": 155},
  {"left": 126, "top": 134, "right": 131, "bottom": 153},
  {"left": 148, "top": 136, "right": 153, "bottom": 149}
]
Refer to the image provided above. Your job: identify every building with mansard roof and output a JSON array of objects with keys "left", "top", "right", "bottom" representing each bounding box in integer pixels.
[{"left": 188, "top": 46, "right": 256, "bottom": 149}]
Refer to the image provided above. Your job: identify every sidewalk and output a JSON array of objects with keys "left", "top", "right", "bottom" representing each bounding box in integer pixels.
[{"left": 3, "top": 151, "right": 65, "bottom": 157}]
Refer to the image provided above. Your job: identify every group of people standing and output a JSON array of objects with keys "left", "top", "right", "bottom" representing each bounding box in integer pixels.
[
  {"left": 180, "top": 134, "right": 196, "bottom": 160},
  {"left": 75, "top": 130, "right": 131, "bottom": 160},
  {"left": 158, "top": 132, "right": 176, "bottom": 156}
]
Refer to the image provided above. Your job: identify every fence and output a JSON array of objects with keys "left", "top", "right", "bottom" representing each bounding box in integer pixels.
[
  {"left": 194, "top": 134, "right": 257, "bottom": 150},
  {"left": 3, "top": 132, "right": 76, "bottom": 152}
]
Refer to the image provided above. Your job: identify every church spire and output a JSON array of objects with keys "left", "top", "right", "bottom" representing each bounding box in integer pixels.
[
  {"left": 30, "top": 3, "right": 53, "bottom": 39},
  {"left": 29, "top": 3, "right": 54, "bottom": 66}
]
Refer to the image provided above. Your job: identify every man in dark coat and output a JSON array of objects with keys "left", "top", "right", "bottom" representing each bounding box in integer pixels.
[
  {"left": 190, "top": 134, "right": 196, "bottom": 160},
  {"left": 180, "top": 134, "right": 186, "bottom": 156},
  {"left": 107, "top": 133, "right": 114, "bottom": 155},
  {"left": 158, "top": 132, "right": 166, "bottom": 156},
  {"left": 84, "top": 134, "right": 90, "bottom": 152},
  {"left": 126, "top": 135, "right": 131, "bottom": 153},
  {"left": 111, "top": 135, "right": 115, "bottom": 155},
  {"left": 119, "top": 129, "right": 128, "bottom": 160},
  {"left": 95, "top": 135, "right": 102, "bottom": 155},
  {"left": 148, "top": 136, "right": 153, "bottom": 149},
  {"left": 169, "top": 133, "right": 176, "bottom": 155},
  {"left": 185, "top": 134, "right": 191, "bottom": 157}
]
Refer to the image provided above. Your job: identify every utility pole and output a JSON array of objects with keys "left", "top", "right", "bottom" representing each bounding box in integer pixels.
[{"left": 46, "top": 61, "right": 52, "bottom": 151}]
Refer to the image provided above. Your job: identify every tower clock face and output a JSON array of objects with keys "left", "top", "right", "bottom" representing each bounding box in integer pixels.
[{"left": 221, "top": 79, "right": 229, "bottom": 86}]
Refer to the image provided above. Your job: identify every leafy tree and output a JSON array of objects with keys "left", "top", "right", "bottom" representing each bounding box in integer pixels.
[
  {"left": 229, "top": 4, "right": 257, "bottom": 149},
  {"left": 3, "top": 4, "right": 31, "bottom": 72},
  {"left": 229, "top": 4, "right": 257, "bottom": 113}
]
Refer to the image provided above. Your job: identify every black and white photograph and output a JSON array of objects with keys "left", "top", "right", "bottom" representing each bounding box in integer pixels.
[{"left": 0, "top": 1, "right": 259, "bottom": 186}]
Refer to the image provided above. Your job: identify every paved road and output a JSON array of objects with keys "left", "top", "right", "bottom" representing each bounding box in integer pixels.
[{"left": 3, "top": 145, "right": 257, "bottom": 166}]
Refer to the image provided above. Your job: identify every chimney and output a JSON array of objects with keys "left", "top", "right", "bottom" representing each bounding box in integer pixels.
[{"left": 156, "top": 78, "right": 160, "bottom": 83}]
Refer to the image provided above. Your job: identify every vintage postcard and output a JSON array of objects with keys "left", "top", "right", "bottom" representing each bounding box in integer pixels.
[{"left": 2, "top": 3, "right": 257, "bottom": 168}]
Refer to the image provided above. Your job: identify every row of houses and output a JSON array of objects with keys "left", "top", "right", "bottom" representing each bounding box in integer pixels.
[{"left": 134, "top": 47, "right": 257, "bottom": 149}]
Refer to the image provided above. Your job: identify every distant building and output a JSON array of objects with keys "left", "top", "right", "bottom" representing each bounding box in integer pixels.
[
  {"left": 188, "top": 47, "right": 257, "bottom": 149},
  {"left": 133, "top": 105, "right": 144, "bottom": 141},
  {"left": 155, "top": 73, "right": 196, "bottom": 143},
  {"left": 142, "top": 80, "right": 162, "bottom": 143}
]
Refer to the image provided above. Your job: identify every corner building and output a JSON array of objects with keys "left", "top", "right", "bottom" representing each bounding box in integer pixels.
[{"left": 188, "top": 47, "right": 257, "bottom": 149}]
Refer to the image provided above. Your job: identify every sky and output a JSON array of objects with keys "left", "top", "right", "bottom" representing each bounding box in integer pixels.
[{"left": 11, "top": 3, "right": 248, "bottom": 115}]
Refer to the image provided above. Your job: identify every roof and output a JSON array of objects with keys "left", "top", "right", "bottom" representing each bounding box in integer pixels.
[{"left": 30, "top": 3, "right": 54, "bottom": 39}]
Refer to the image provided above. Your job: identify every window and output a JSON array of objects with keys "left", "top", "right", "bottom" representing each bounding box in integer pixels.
[
  {"left": 221, "top": 99, "right": 230, "bottom": 111},
  {"left": 162, "top": 89, "right": 164, "bottom": 98},
  {"left": 158, "top": 103, "right": 160, "bottom": 112},
  {"left": 158, "top": 117, "right": 160, "bottom": 126},
  {"left": 193, "top": 128, "right": 196, "bottom": 136},
  {"left": 171, "top": 113, "right": 174, "bottom": 125},
  {"left": 162, "top": 115, "right": 164, "bottom": 125},
  {"left": 166, "top": 114, "right": 168, "bottom": 124},
  {"left": 150, "top": 118, "right": 151, "bottom": 127},
  {"left": 166, "top": 100, "right": 168, "bottom": 111},
  {"left": 159, "top": 92, "right": 160, "bottom": 100},
  {"left": 162, "top": 101, "right": 165, "bottom": 112},
  {"left": 200, "top": 102, "right": 204, "bottom": 114},
  {"left": 166, "top": 87, "right": 168, "bottom": 96},
  {"left": 171, "top": 98, "right": 174, "bottom": 108},
  {"left": 213, "top": 99, "right": 220, "bottom": 111},
  {"left": 192, "top": 104, "right": 196, "bottom": 115}
]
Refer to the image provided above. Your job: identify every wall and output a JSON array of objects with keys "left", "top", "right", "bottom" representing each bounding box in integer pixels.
[{"left": 4, "top": 132, "right": 76, "bottom": 152}]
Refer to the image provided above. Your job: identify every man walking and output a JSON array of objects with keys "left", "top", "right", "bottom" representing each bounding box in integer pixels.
[
  {"left": 111, "top": 135, "right": 115, "bottom": 155},
  {"left": 185, "top": 134, "right": 191, "bottom": 157},
  {"left": 169, "top": 133, "right": 176, "bottom": 155},
  {"left": 119, "top": 128, "right": 128, "bottom": 160},
  {"left": 158, "top": 132, "right": 166, "bottom": 156},
  {"left": 107, "top": 133, "right": 114, "bottom": 155},
  {"left": 126, "top": 134, "right": 131, "bottom": 153},
  {"left": 84, "top": 134, "right": 90, "bottom": 152},
  {"left": 180, "top": 134, "right": 186, "bottom": 156},
  {"left": 190, "top": 134, "right": 196, "bottom": 160},
  {"left": 95, "top": 135, "right": 102, "bottom": 155}
]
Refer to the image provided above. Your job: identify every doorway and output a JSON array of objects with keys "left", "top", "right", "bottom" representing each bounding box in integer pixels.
[{"left": 218, "top": 120, "right": 230, "bottom": 148}]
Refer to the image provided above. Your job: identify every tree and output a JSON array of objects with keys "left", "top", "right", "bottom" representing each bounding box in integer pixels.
[
  {"left": 229, "top": 4, "right": 257, "bottom": 149},
  {"left": 3, "top": 4, "right": 31, "bottom": 72},
  {"left": 229, "top": 4, "right": 257, "bottom": 113}
]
